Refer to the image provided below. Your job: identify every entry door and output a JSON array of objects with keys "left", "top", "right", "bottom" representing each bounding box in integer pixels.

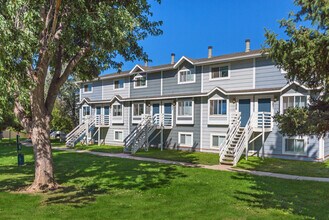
[
  {"left": 152, "top": 103, "right": 160, "bottom": 116},
  {"left": 258, "top": 98, "right": 271, "bottom": 112},
  {"left": 162, "top": 102, "right": 172, "bottom": 126},
  {"left": 163, "top": 103, "right": 172, "bottom": 114},
  {"left": 239, "top": 99, "right": 251, "bottom": 127}
]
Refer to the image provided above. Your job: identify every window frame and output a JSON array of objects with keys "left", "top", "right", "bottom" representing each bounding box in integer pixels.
[
  {"left": 82, "top": 83, "right": 93, "bottom": 93},
  {"left": 177, "top": 69, "right": 195, "bottom": 84},
  {"left": 113, "top": 130, "right": 124, "bottom": 142},
  {"left": 280, "top": 93, "right": 308, "bottom": 114},
  {"left": 178, "top": 132, "right": 193, "bottom": 147},
  {"left": 208, "top": 98, "right": 228, "bottom": 116},
  {"left": 82, "top": 105, "right": 91, "bottom": 117},
  {"left": 113, "top": 79, "right": 125, "bottom": 90},
  {"left": 112, "top": 103, "right": 123, "bottom": 117},
  {"left": 210, "top": 133, "right": 226, "bottom": 149},
  {"left": 132, "top": 102, "right": 146, "bottom": 117},
  {"left": 282, "top": 136, "right": 307, "bottom": 155},
  {"left": 133, "top": 73, "right": 148, "bottom": 89},
  {"left": 176, "top": 98, "right": 194, "bottom": 125},
  {"left": 209, "top": 64, "right": 230, "bottom": 80}
]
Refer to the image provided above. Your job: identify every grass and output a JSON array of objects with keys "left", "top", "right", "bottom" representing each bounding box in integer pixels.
[
  {"left": 237, "top": 156, "right": 329, "bottom": 178},
  {"left": 1, "top": 141, "right": 329, "bottom": 219},
  {"left": 135, "top": 148, "right": 219, "bottom": 165}
]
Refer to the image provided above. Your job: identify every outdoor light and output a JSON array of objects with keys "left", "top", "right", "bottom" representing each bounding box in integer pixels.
[
  {"left": 232, "top": 98, "right": 236, "bottom": 104},
  {"left": 274, "top": 96, "right": 278, "bottom": 102},
  {"left": 133, "top": 73, "right": 144, "bottom": 81}
]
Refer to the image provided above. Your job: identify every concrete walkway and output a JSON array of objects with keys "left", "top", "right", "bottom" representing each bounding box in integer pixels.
[{"left": 50, "top": 146, "right": 329, "bottom": 183}]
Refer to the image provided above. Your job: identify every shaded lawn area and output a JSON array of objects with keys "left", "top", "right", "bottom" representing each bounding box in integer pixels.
[
  {"left": 237, "top": 156, "right": 329, "bottom": 178},
  {"left": 1, "top": 143, "right": 329, "bottom": 219},
  {"left": 74, "top": 144, "right": 124, "bottom": 154},
  {"left": 135, "top": 147, "right": 219, "bottom": 165}
]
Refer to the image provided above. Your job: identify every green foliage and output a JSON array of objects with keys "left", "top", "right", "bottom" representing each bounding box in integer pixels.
[
  {"left": 51, "top": 100, "right": 74, "bottom": 133},
  {"left": 265, "top": 0, "right": 329, "bottom": 136}
]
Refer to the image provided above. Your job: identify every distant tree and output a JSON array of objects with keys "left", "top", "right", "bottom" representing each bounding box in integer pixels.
[
  {"left": 51, "top": 100, "right": 74, "bottom": 133},
  {"left": 265, "top": 0, "right": 329, "bottom": 137},
  {"left": 0, "top": 0, "right": 162, "bottom": 191}
]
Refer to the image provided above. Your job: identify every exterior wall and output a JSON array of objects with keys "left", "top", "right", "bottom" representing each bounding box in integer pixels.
[
  {"left": 324, "top": 136, "right": 329, "bottom": 159},
  {"left": 80, "top": 80, "right": 103, "bottom": 101},
  {"left": 130, "top": 71, "right": 161, "bottom": 98},
  {"left": 162, "top": 61, "right": 202, "bottom": 95},
  {"left": 202, "top": 59, "right": 253, "bottom": 92},
  {"left": 255, "top": 57, "right": 287, "bottom": 89},
  {"left": 102, "top": 77, "right": 130, "bottom": 99}
]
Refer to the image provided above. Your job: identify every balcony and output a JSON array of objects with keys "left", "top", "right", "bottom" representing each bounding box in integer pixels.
[
  {"left": 95, "top": 115, "right": 110, "bottom": 127},
  {"left": 152, "top": 113, "right": 173, "bottom": 128}
]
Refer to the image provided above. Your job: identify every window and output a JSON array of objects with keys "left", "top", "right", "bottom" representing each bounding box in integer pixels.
[
  {"left": 178, "top": 100, "right": 193, "bottom": 116},
  {"left": 83, "top": 83, "right": 92, "bottom": 93},
  {"left": 211, "top": 66, "right": 229, "bottom": 79},
  {"left": 134, "top": 75, "right": 147, "bottom": 88},
  {"left": 114, "top": 79, "right": 125, "bottom": 89},
  {"left": 210, "top": 99, "right": 227, "bottom": 115},
  {"left": 284, "top": 138, "right": 305, "bottom": 154},
  {"left": 179, "top": 133, "right": 193, "bottom": 146},
  {"left": 112, "top": 104, "right": 122, "bottom": 117},
  {"left": 282, "top": 96, "right": 307, "bottom": 112},
  {"left": 133, "top": 103, "right": 145, "bottom": 116},
  {"left": 96, "top": 106, "right": 101, "bottom": 115},
  {"left": 211, "top": 134, "right": 226, "bottom": 149},
  {"left": 82, "top": 106, "right": 91, "bottom": 116},
  {"left": 178, "top": 70, "right": 194, "bottom": 83},
  {"left": 104, "top": 106, "right": 110, "bottom": 115},
  {"left": 114, "top": 130, "right": 123, "bottom": 141}
]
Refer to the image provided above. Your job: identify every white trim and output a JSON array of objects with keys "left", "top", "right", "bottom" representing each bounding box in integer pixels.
[
  {"left": 319, "top": 137, "right": 325, "bottom": 160},
  {"left": 210, "top": 133, "right": 226, "bottom": 149},
  {"left": 201, "top": 65, "right": 204, "bottom": 93},
  {"left": 255, "top": 95, "right": 274, "bottom": 115},
  {"left": 237, "top": 96, "right": 254, "bottom": 117},
  {"left": 280, "top": 93, "right": 309, "bottom": 114},
  {"left": 178, "top": 132, "right": 194, "bottom": 147},
  {"left": 101, "top": 80, "right": 104, "bottom": 100},
  {"left": 82, "top": 104, "right": 91, "bottom": 117},
  {"left": 280, "top": 81, "right": 312, "bottom": 92},
  {"left": 129, "top": 64, "right": 146, "bottom": 74},
  {"left": 252, "top": 58, "right": 256, "bottom": 89},
  {"left": 113, "top": 130, "right": 124, "bottom": 142},
  {"left": 79, "top": 87, "right": 82, "bottom": 102},
  {"left": 95, "top": 105, "right": 102, "bottom": 116},
  {"left": 113, "top": 78, "right": 125, "bottom": 90},
  {"left": 160, "top": 71, "right": 163, "bottom": 96},
  {"left": 282, "top": 136, "right": 308, "bottom": 156},
  {"left": 132, "top": 102, "right": 146, "bottom": 117},
  {"left": 177, "top": 69, "right": 195, "bottom": 84},
  {"left": 200, "top": 97, "right": 203, "bottom": 150},
  {"left": 133, "top": 73, "right": 148, "bottom": 89},
  {"left": 82, "top": 83, "right": 93, "bottom": 93},
  {"left": 173, "top": 56, "right": 194, "bottom": 68},
  {"left": 207, "top": 97, "right": 229, "bottom": 125},
  {"left": 176, "top": 98, "right": 194, "bottom": 125},
  {"left": 112, "top": 103, "right": 123, "bottom": 117},
  {"left": 209, "top": 63, "right": 231, "bottom": 81},
  {"left": 195, "top": 53, "right": 263, "bottom": 65}
]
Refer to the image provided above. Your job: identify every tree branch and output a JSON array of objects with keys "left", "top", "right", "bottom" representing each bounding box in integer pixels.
[{"left": 14, "top": 100, "right": 32, "bottom": 133}]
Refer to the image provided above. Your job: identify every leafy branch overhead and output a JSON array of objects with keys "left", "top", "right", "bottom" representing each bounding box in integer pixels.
[{"left": 265, "top": 0, "right": 329, "bottom": 136}]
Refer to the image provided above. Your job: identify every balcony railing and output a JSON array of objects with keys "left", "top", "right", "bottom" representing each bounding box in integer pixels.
[
  {"left": 152, "top": 113, "right": 173, "bottom": 127},
  {"left": 95, "top": 115, "right": 110, "bottom": 126}
]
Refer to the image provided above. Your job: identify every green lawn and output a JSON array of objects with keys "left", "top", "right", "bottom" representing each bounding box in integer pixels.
[
  {"left": 74, "top": 143, "right": 124, "bottom": 154},
  {"left": 237, "top": 156, "right": 329, "bottom": 178},
  {"left": 135, "top": 148, "right": 219, "bottom": 165},
  {"left": 1, "top": 141, "right": 329, "bottom": 219}
]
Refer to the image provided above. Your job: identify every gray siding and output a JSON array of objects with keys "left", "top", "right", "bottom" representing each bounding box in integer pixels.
[
  {"left": 162, "top": 61, "right": 201, "bottom": 95},
  {"left": 324, "top": 135, "right": 329, "bottom": 158},
  {"left": 255, "top": 57, "right": 287, "bottom": 89},
  {"left": 130, "top": 72, "right": 161, "bottom": 98},
  {"left": 80, "top": 80, "right": 102, "bottom": 101},
  {"left": 102, "top": 77, "right": 129, "bottom": 99},
  {"left": 202, "top": 59, "right": 253, "bottom": 92}
]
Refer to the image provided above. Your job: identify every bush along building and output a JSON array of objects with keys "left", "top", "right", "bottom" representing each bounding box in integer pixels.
[{"left": 67, "top": 40, "right": 329, "bottom": 165}]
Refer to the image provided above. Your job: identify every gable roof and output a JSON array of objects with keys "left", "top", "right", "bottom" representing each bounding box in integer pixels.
[{"left": 173, "top": 56, "right": 195, "bottom": 68}]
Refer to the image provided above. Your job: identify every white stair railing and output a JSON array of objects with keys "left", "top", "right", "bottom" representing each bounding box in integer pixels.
[
  {"left": 219, "top": 111, "right": 241, "bottom": 163},
  {"left": 66, "top": 116, "right": 95, "bottom": 147}
]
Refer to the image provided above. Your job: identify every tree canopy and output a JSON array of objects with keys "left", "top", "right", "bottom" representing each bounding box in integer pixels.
[{"left": 265, "top": 0, "right": 329, "bottom": 137}]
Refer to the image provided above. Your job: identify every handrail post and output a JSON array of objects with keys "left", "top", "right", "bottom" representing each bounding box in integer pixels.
[{"left": 261, "top": 112, "right": 265, "bottom": 160}]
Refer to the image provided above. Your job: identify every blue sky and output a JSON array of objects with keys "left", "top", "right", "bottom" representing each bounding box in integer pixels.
[{"left": 103, "top": 0, "right": 297, "bottom": 75}]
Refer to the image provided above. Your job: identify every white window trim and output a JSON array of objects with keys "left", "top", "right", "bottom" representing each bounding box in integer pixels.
[
  {"left": 282, "top": 136, "right": 308, "bottom": 156},
  {"left": 113, "top": 78, "right": 125, "bottom": 90},
  {"left": 132, "top": 102, "right": 146, "bottom": 117},
  {"left": 208, "top": 98, "right": 228, "bottom": 117},
  {"left": 177, "top": 69, "right": 195, "bottom": 84},
  {"left": 280, "top": 93, "right": 309, "bottom": 114},
  {"left": 82, "top": 105, "right": 91, "bottom": 117},
  {"left": 113, "top": 130, "right": 124, "bottom": 142},
  {"left": 207, "top": 97, "right": 229, "bottom": 125},
  {"left": 95, "top": 105, "right": 103, "bottom": 116},
  {"left": 82, "top": 83, "right": 93, "bottom": 93},
  {"left": 133, "top": 73, "right": 148, "bottom": 89},
  {"left": 254, "top": 95, "right": 274, "bottom": 115},
  {"left": 178, "top": 132, "right": 193, "bottom": 147},
  {"left": 209, "top": 63, "right": 231, "bottom": 81},
  {"left": 112, "top": 103, "right": 123, "bottom": 117},
  {"left": 210, "top": 133, "right": 226, "bottom": 149},
  {"left": 176, "top": 98, "right": 194, "bottom": 125}
]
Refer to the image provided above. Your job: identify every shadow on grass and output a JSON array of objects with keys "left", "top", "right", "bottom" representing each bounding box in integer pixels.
[
  {"left": 231, "top": 172, "right": 329, "bottom": 219},
  {"left": 0, "top": 146, "right": 186, "bottom": 207}
]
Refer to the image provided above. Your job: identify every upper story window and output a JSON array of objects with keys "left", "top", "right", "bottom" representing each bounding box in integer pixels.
[
  {"left": 83, "top": 83, "right": 92, "bottom": 93},
  {"left": 134, "top": 74, "right": 147, "bottom": 88},
  {"left": 210, "top": 65, "right": 229, "bottom": 79},
  {"left": 282, "top": 95, "right": 307, "bottom": 113},
  {"left": 133, "top": 103, "right": 145, "bottom": 116},
  {"left": 112, "top": 104, "right": 122, "bottom": 117},
  {"left": 114, "top": 79, "right": 125, "bottom": 90},
  {"left": 209, "top": 99, "right": 227, "bottom": 115},
  {"left": 178, "top": 69, "right": 194, "bottom": 84},
  {"left": 178, "top": 100, "right": 193, "bottom": 116}
]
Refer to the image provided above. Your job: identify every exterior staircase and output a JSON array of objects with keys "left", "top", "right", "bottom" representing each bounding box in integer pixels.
[
  {"left": 124, "top": 115, "right": 158, "bottom": 154},
  {"left": 219, "top": 111, "right": 272, "bottom": 166},
  {"left": 66, "top": 116, "right": 95, "bottom": 147}
]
